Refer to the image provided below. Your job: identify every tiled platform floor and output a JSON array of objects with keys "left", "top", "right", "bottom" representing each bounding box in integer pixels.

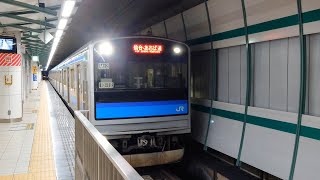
[
  {"left": 0, "top": 90, "right": 38, "bottom": 177},
  {"left": 0, "top": 82, "right": 75, "bottom": 180}
]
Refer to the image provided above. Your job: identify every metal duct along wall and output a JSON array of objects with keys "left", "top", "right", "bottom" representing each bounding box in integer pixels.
[{"left": 139, "top": 0, "right": 320, "bottom": 179}]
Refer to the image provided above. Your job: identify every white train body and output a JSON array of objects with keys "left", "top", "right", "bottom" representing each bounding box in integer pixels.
[{"left": 49, "top": 36, "right": 191, "bottom": 167}]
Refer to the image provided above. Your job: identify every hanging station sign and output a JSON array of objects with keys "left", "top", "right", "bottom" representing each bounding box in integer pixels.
[{"left": 132, "top": 44, "right": 163, "bottom": 54}]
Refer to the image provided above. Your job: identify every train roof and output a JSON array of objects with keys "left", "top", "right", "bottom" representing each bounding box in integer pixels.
[{"left": 50, "top": 36, "right": 189, "bottom": 71}]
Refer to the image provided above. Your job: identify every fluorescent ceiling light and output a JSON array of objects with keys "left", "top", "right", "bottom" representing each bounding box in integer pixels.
[
  {"left": 32, "top": 56, "right": 39, "bottom": 62},
  {"left": 61, "top": 1, "right": 76, "bottom": 17},
  {"left": 55, "top": 30, "right": 63, "bottom": 39},
  {"left": 46, "top": 0, "right": 80, "bottom": 70},
  {"left": 53, "top": 36, "right": 61, "bottom": 44},
  {"left": 57, "top": 18, "right": 68, "bottom": 30},
  {"left": 51, "top": 41, "right": 59, "bottom": 48}
]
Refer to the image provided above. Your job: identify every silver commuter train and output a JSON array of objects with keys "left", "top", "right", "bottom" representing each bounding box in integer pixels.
[{"left": 49, "top": 36, "right": 191, "bottom": 167}]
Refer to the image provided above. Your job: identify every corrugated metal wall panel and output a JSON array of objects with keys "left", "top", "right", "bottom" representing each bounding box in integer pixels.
[
  {"left": 269, "top": 39, "right": 288, "bottom": 111},
  {"left": 287, "top": 37, "right": 300, "bottom": 113},
  {"left": 308, "top": 33, "right": 320, "bottom": 116},
  {"left": 240, "top": 45, "right": 247, "bottom": 105},
  {"left": 228, "top": 46, "right": 241, "bottom": 104},
  {"left": 191, "top": 51, "right": 212, "bottom": 99},
  {"left": 217, "top": 48, "right": 229, "bottom": 102},
  {"left": 253, "top": 41, "right": 270, "bottom": 109}
]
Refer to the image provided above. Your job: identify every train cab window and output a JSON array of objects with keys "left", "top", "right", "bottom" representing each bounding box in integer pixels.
[{"left": 93, "top": 38, "right": 188, "bottom": 104}]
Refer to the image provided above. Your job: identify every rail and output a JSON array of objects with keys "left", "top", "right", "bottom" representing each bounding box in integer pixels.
[{"left": 75, "top": 110, "right": 143, "bottom": 180}]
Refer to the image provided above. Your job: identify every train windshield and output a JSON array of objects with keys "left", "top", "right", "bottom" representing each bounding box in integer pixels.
[{"left": 93, "top": 38, "right": 189, "bottom": 120}]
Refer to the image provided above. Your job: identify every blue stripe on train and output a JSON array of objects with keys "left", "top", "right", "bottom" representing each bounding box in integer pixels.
[{"left": 96, "top": 100, "right": 188, "bottom": 119}]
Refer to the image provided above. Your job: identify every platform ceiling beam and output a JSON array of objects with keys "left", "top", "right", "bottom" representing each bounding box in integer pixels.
[
  {"left": 27, "top": 49, "right": 50, "bottom": 53},
  {"left": 1, "top": 17, "right": 58, "bottom": 28},
  {"left": 27, "top": 49, "right": 49, "bottom": 53},
  {"left": 23, "top": 41, "right": 52, "bottom": 46},
  {"left": 0, "top": 0, "right": 57, "bottom": 16},
  {"left": 27, "top": 46, "right": 49, "bottom": 50},
  {"left": 26, "top": 45, "right": 51, "bottom": 49},
  {"left": 0, "top": 14, "right": 56, "bottom": 28},
  {"left": 23, "top": 43, "right": 52, "bottom": 49},
  {"left": 0, "top": 5, "right": 60, "bottom": 16},
  {"left": 0, "top": 22, "right": 30, "bottom": 27},
  {"left": 6, "top": 24, "right": 42, "bottom": 33},
  {"left": 22, "top": 34, "right": 39, "bottom": 38},
  {"left": 22, "top": 39, "right": 46, "bottom": 44},
  {"left": 25, "top": 44, "right": 51, "bottom": 49},
  {"left": 27, "top": 48, "right": 49, "bottom": 53},
  {"left": 0, "top": 17, "right": 57, "bottom": 29}
]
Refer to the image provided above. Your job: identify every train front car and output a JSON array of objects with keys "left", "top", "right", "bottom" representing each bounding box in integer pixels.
[{"left": 91, "top": 37, "right": 190, "bottom": 167}]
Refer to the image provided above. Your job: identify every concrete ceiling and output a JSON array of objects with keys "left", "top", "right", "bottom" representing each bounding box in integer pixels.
[
  {"left": 48, "top": 0, "right": 203, "bottom": 70},
  {"left": 0, "top": 0, "right": 203, "bottom": 69}
]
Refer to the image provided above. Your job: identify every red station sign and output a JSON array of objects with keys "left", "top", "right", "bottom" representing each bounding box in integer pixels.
[{"left": 133, "top": 44, "right": 163, "bottom": 54}]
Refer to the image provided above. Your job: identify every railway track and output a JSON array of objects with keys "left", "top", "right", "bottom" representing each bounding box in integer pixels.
[{"left": 138, "top": 165, "right": 182, "bottom": 180}]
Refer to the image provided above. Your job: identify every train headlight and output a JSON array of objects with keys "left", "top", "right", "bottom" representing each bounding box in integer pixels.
[
  {"left": 173, "top": 46, "right": 182, "bottom": 55},
  {"left": 98, "top": 42, "right": 113, "bottom": 56}
]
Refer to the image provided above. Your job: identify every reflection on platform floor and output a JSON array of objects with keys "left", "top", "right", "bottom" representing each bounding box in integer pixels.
[
  {"left": 47, "top": 82, "right": 75, "bottom": 179},
  {"left": 0, "top": 82, "right": 75, "bottom": 180}
]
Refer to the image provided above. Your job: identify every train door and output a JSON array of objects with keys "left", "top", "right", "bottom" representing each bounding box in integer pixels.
[
  {"left": 62, "top": 70, "right": 65, "bottom": 97},
  {"left": 64, "top": 69, "right": 67, "bottom": 100},
  {"left": 76, "top": 64, "right": 81, "bottom": 110},
  {"left": 83, "top": 65, "right": 88, "bottom": 111},
  {"left": 55, "top": 72, "right": 57, "bottom": 90},
  {"left": 60, "top": 71, "right": 63, "bottom": 94},
  {"left": 61, "top": 70, "right": 64, "bottom": 97},
  {"left": 67, "top": 68, "right": 70, "bottom": 103},
  {"left": 59, "top": 71, "right": 61, "bottom": 93}
]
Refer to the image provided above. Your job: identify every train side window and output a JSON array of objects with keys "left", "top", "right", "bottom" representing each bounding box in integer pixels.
[{"left": 70, "top": 68, "right": 75, "bottom": 89}]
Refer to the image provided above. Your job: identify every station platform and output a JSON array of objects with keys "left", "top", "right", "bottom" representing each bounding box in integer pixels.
[
  {"left": 0, "top": 82, "right": 75, "bottom": 180},
  {"left": 0, "top": 81, "right": 259, "bottom": 180}
]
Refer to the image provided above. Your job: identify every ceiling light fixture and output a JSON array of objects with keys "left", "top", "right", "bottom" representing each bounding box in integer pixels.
[
  {"left": 46, "top": 0, "right": 78, "bottom": 70},
  {"left": 57, "top": 18, "right": 68, "bottom": 30},
  {"left": 61, "top": 1, "right": 76, "bottom": 18},
  {"left": 55, "top": 30, "right": 63, "bottom": 39}
]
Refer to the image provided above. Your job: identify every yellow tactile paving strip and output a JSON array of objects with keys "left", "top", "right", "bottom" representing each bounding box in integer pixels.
[{"left": 0, "top": 85, "right": 56, "bottom": 180}]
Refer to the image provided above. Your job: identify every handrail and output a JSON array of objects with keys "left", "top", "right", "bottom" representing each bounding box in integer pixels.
[{"left": 75, "top": 110, "right": 143, "bottom": 180}]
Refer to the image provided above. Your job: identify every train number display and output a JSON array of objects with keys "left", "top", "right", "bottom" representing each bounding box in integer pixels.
[
  {"left": 98, "top": 63, "right": 109, "bottom": 69},
  {"left": 99, "top": 81, "right": 114, "bottom": 89}
]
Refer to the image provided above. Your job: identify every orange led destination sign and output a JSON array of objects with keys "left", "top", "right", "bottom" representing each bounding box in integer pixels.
[{"left": 133, "top": 44, "right": 163, "bottom": 54}]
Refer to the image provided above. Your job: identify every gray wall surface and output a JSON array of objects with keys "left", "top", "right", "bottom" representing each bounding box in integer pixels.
[{"left": 191, "top": 34, "right": 320, "bottom": 116}]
